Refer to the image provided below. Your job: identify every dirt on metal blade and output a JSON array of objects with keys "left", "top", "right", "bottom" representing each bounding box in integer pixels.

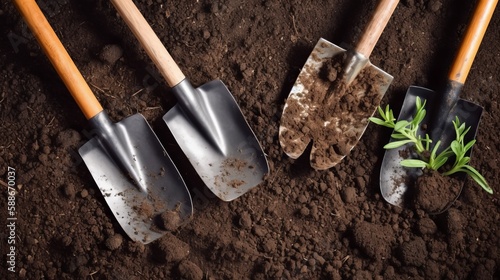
[{"left": 280, "top": 43, "right": 392, "bottom": 170}]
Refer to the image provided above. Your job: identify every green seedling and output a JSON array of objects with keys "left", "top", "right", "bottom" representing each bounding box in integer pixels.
[{"left": 369, "top": 97, "right": 492, "bottom": 194}]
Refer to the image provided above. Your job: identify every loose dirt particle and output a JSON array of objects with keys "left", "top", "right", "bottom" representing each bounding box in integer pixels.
[
  {"left": 153, "top": 232, "right": 190, "bottom": 263},
  {"left": 80, "top": 189, "right": 89, "bottom": 198},
  {"left": 238, "top": 211, "right": 252, "bottom": 229},
  {"left": 353, "top": 221, "right": 395, "bottom": 259},
  {"left": 398, "top": 237, "right": 427, "bottom": 267},
  {"left": 157, "top": 209, "right": 182, "bottom": 231},
  {"left": 62, "top": 183, "right": 76, "bottom": 199},
  {"left": 177, "top": 260, "right": 204, "bottom": 280},
  {"left": 342, "top": 187, "right": 357, "bottom": 203},
  {"left": 105, "top": 234, "right": 123, "bottom": 251},
  {"left": 99, "top": 44, "right": 123, "bottom": 65}
]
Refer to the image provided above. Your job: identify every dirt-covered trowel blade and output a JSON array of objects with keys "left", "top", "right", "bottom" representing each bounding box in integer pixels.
[
  {"left": 164, "top": 79, "right": 269, "bottom": 202},
  {"left": 279, "top": 38, "right": 393, "bottom": 170},
  {"left": 79, "top": 113, "right": 193, "bottom": 244}
]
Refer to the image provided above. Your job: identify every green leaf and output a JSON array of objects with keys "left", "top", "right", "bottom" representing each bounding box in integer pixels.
[
  {"left": 437, "top": 149, "right": 454, "bottom": 160},
  {"left": 394, "top": 120, "right": 410, "bottom": 132},
  {"left": 384, "top": 140, "right": 414, "bottom": 149},
  {"left": 401, "top": 159, "right": 428, "bottom": 168},
  {"left": 457, "top": 156, "right": 470, "bottom": 166},
  {"left": 385, "top": 105, "right": 395, "bottom": 122},
  {"left": 369, "top": 117, "right": 391, "bottom": 127},
  {"left": 430, "top": 140, "right": 441, "bottom": 161},
  {"left": 416, "top": 97, "right": 423, "bottom": 110},
  {"left": 388, "top": 110, "right": 395, "bottom": 122},
  {"left": 464, "top": 139, "right": 476, "bottom": 153},
  {"left": 424, "top": 134, "right": 432, "bottom": 150},
  {"left": 431, "top": 156, "right": 448, "bottom": 170},
  {"left": 390, "top": 133, "right": 409, "bottom": 139},
  {"left": 450, "top": 140, "right": 462, "bottom": 156},
  {"left": 461, "top": 165, "right": 493, "bottom": 194},
  {"left": 412, "top": 108, "right": 426, "bottom": 126},
  {"left": 459, "top": 126, "right": 471, "bottom": 143},
  {"left": 377, "top": 106, "right": 385, "bottom": 118}
]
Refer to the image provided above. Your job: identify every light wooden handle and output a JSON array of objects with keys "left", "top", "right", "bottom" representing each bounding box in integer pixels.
[
  {"left": 448, "top": 0, "right": 498, "bottom": 84},
  {"left": 110, "top": 0, "right": 185, "bottom": 87},
  {"left": 13, "top": 0, "right": 103, "bottom": 120},
  {"left": 355, "top": 0, "right": 399, "bottom": 58}
]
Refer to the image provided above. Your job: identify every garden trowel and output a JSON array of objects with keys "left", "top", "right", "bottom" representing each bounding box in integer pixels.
[
  {"left": 110, "top": 0, "right": 269, "bottom": 201},
  {"left": 380, "top": 0, "right": 497, "bottom": 208},
  {"left": 279, "top": 0, "right": 398, "bottom": 170},
  {"left": 14, "top": 0, "right": 193, "bottom": 244}
]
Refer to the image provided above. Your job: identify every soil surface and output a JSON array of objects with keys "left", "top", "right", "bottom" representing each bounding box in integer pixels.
[{"left": 1, "top": 0, "right": 500, "bottom": 279}]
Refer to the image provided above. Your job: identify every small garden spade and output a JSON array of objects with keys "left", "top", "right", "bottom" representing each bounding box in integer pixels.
[{"left": 14, "top": 0, "right": 193, "bottom": 244}]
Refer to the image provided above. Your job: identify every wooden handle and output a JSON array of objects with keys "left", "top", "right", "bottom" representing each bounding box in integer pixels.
[
  {"left": 448, "top": 0, "right": 498, "bottom": 84},
  {"left": 355, "top": 0, "right": 399, "bottom": 58},
  {"left": 13, "top": 0, "right": 103, "bottom": 120},
  {"left": 110, "top": 0, "right": 185, "bottom": 87}
]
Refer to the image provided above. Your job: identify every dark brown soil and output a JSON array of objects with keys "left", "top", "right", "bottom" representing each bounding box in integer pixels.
[
  {"left": 1, "top": 0, "right": 499, "bottom": 279},
  {"left": 414, "top": 169, "right": 462, "bottom": 214}
]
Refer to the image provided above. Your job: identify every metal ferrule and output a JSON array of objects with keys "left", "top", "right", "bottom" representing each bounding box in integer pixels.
[
  {"left": 88, "top": 111, "right": 115, "bottom": 140},
  {"left": 87, "top": 111, "right": 146, "bottom": 192},
  {"left": 343, "top": 50, "right": 369, "bottom": 85},
  {"left": 171, "top": 79, "right": 225, "bottom": 153}
]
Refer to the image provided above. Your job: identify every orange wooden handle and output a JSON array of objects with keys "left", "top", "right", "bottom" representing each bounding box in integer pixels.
[
  {"left": 448, "top": 0, "right": 498, "bottom": 84},
  {"left": 13, "top": 0, "right": 103, "bottom": 120},
  {"left": 355, "top": 0, "right": 399, "bottom": 58},
  {"left": 110, "top": 0, "right": 186, "bottom": 87}
]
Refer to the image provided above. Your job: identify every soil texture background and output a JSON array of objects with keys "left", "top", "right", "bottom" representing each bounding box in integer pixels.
[{"left": 1, "top": 0, "right": 499, "bottom": 279}]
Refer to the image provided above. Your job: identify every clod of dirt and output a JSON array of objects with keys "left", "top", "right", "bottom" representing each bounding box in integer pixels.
[
  {"left": 99, "top": 44, "right": 123, "bottom": 65},
  {"left": 157, "top": 209, "right": 182, "bottom": 231},
  {"left": 61, "top": 235, "right": 72, "bottom": 247},
  {"left": 153, "top": 232, "right": 190, "bottom": 263},
  {"left": 444, "top": 208, "right": 466, "bottom": 252},
  {"left": 417, "top": 217, "right": 437, "bottom": 235},
  {"left": 56, "top": 129, "right": 81, "bottom": 148},
  {"left": 427, "top": 0, "right": 443, "bottom": 12},
  {"left": 80, "top": 189, "right": 89, "bottom": 198},
  {"left": 414, "top": 170, "right": 462, "bottom": 213},
  {"left": 352, "top": 221, "right": 395, "bottom": 259},
  {"left": 252, "top": 225, "right": 267, "bottom": 237},
  {"left": 105, "top": 234, "right": 123, "bottom": 251},
  {"left": 398, "top": 237, "right": 428, "bottom": 267},
  {"left": 126, "top": 241, "right": 145, "bottom": 255},
  {"left": 238, "top": 211, "right": 252, "bottom": 229},
  {"left": 135, "top": 200, "right": 154, "bottom": 218},
  {"left": 261, "top": 239, "right": 277, "bottom": 253},
  {"left": 62, "top": 183, "right": 76, "bottom": 199},
  {"left": 177, "top": 260, "right": 204, "bottom": 280},
  {"left": 341, "top": 187, "right": 357, "bottom": 203},
  {"left": 444, "top": 208, "right": 465, "bottom": 233}
]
